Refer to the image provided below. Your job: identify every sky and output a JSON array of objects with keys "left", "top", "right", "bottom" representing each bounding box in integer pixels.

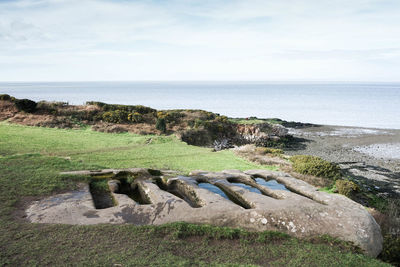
[{"left": 0, "top": 0, "right": 400, "bottom": 82}]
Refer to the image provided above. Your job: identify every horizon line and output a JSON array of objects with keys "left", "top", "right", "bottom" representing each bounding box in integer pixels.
[{"left": 1, "top": 80, "right": 400, "bottom": 84}]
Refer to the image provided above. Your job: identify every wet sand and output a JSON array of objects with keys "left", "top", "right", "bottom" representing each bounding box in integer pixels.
[{"left": 286, "top": 125, "right": 400, "bottom": 197}]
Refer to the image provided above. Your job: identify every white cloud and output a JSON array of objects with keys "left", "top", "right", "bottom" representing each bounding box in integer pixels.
[{"left": 0, "top": 0, "right": 399, "bottom": 81}]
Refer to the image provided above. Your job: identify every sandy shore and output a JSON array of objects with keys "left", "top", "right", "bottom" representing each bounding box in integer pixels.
[{"left": 286, "top": 125, "right": 400, "bottom": 197}]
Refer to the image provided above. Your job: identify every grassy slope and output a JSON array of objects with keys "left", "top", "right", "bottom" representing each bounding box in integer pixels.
[
  {"left": 0, "top": 122, "right": 269, "bottom": 173},
  {"left": 0, "top": 123, "right": 389, "bottom": 266}
]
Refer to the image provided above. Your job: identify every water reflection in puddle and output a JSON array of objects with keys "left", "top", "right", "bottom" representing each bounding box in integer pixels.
[
  {"left": 255, "top": 178, "right": 289, "bottom": 191},
  {"left": 198, "top": 183, "right": 229, "bottom": 199},
  {"left": 230, "top": 183, "right": 262, "bottom": 194}
]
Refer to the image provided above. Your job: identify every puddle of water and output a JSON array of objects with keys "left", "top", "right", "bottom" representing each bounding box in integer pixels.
[
  {"left": 255, "top": 178, "right": 289, "bottom": 191},
  {"left": 198, "top": 182, "right": 252, "bottom": 209},
  {"left": 154, "top": 179, "right": 201, "bottom": 208},
  {"left": 230, "top": 183, "right": 262, "bottom": 194},
  {"left": 198, "top": 183, "right": 229, "bottom": 200}
]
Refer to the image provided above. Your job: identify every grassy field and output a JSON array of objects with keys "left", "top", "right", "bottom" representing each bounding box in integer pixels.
[
  {"left": 229, "top": 118, "right": 284, "bottom": 125},
  {"left": 0, "top": 122, "right": 390, "bottom": 266},
  {"left": 0, "top": 122, "right": 270, "bottom": 173}
]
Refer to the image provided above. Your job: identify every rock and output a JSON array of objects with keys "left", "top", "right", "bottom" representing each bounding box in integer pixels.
[
  {"left": 108, "top": 180, "right": 120, "bottom": 193},
  {"left": 26, "top": 168, "right": 382, "bottom": 257},
  {"left": 235, "top": 123, "right": 289, "bottom": 146},
  {"left": 213, "top": 138, "right": 232, "bottom": 151}
]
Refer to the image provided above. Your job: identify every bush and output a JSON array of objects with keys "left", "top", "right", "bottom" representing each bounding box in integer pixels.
[
  {"left": 156, "top": 118, "right": 167, "bottom": 133},
  {"left": 36, "top": 101, "right": 68, "bottom": 114},
  {"left": 380, "top": 235, "right": 400, "bottom": 265},
  {"left": 133, "top": 105, "right": 156, "bottom": 115},
  {"left": 335, "top": 179, "right": 359, "bottom": 197},
  {"left": 256, "top": 135, "right": 295, "bottom": 148},
  {"left": 256, "top": 147, "right": 284, "bottom": 156},
  {"left": 215, "top": 115, "right": 228, "bottom": 123},
  {"left": 0, "top": 94, "right": 14, "bottom": 101},
  {"left": 102, "top": 103, "right": 155, "bottom": 114},
  {"left": 199, "top": 110, "right": 216, "bottom": 120},
  {"left": 290, "top": 155, "right": 341, "bottom": 180},
  {"left": 102, "top": 110, "right": 129, "bottom": 123},
  {"left": 86, "top": 102, "right": 156, "bottom": 115},
  {"left": 180, "top": 129, "right": 212, "bottom": 146},
  {"left": 128, "top": 112, "right": 143, "bottom": 123},
  {"left": 157, "top": 111, "right": 185, "bottom": 123},
  {"left": 14, "top": 99, "right": 37, "bottom": 113},
  {"left": 86, "top": 101, "right": 107, "bottom": 107}
]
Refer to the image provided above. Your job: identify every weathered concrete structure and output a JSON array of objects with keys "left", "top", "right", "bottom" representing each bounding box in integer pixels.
[{"left": 26, "top": 168, "right": 382, "bottom": 257}]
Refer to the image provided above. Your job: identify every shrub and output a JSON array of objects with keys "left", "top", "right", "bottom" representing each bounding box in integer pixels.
[
  {"left": 86, "top": 101, "right": 107, "bottom": 107},
  {"left": 200, "top": 120, "right": 236, "bottom": 140},
  {"left": 199, "top": 110, "right": 216, "bottom": 120},
  {"left": 0, "top": 94, "right": 14, "bottom": 101},
  {"left": 133, "top": 105, "right": 156, "bottom": 115},
  {"left": 215, "top": 115, "right": 228, "bottom": 123},
  {"left": 156, "top": 118, "right": 167, "bottom": 133},
  {"left": 128, "top": 112, "right": 143, "bottom": 123},
  {"left": 256, "top": 147, "right": 284, "bottom": 156},
  {"left": 290, "top": 155, "right": 341, "bottom": 180},
  {"left": 102, "top": 110, "right": 129, "bottom": 123},
  {"left": 180, "top": 129, "right": 212, "bottom": 146},
  {"left": 157, "top": 111, "right": 185, "bottom": 123},
  {"left": 87, "top": 102, "right": 156, "bottom": 115},
  {"left": 335, "top": 179, "right": 359, "bottom": 197},
  {"left": 380, "top": 235, "right": 400, "bottom": 265},
  {"left": 14, "top": 99, "right": 37, "bottom": 113},
  {"left": 255, "top": 135, "right": 295, "bottom": 148},
  {"left": 36, "top": 101, "right": 68, "bottom": 113},
  {"left": 102, "top": 103, "right": 155, "bottom": 114}
]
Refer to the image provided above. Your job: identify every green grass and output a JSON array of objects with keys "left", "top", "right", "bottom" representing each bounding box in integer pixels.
[
  {"left": 0, "top": 123, "right": 390, "bottom": 266},
  {"left": 229, "top": 118, "right": 284, "bottom": 125},
  {"left": 0, "top": 122, "right": 270, "bottom": 173},
  {"left": 229, "top": 118, "right": 267, "bottom": 125}
]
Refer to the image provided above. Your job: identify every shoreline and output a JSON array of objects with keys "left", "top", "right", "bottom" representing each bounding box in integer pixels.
[{"left": 286, "top": 124, "right": 400, "bottom": 197}]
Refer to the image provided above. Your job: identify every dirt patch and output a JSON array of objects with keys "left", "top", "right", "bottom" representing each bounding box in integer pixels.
[
  {"left": 92, "top": 123, "right": 129, "bottom": 133},
  {"left": 233, "top": 144, "right": 290, "bottom": 167},
  {"left": 0, "top": 100, "right": 18, "bottom": 120},
  {"left": 92, "top": 122, "right": 159, "bottom": 135}
]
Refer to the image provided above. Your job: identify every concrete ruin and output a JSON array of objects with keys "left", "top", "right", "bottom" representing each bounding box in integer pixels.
[{"left": 26, "top": 168, "right": 382, "bottom": 257}]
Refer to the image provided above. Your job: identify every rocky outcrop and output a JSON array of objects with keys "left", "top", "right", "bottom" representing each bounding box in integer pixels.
[
  {"left": 236, "top": 123, "right": 288, "bottom": 145},
  {"left": 26, "top": 168, "right": 382, "bottom": 257},
  {"left": 178, "top": 123, "right": 290, "bottom": 148}
]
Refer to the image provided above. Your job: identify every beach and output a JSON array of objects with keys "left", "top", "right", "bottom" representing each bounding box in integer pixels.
[{"left": 287, "top": 125, "right": 400, "bottom": 197}]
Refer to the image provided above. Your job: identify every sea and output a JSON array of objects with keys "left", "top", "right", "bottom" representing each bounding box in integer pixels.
[{"left": 0, "top": 81, "right": 399, "bottom": 129}]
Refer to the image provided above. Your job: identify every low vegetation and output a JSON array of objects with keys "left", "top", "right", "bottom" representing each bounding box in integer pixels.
[
  {"left": 290, "top": 155, "right": 342, "bottom": 180},
  {"left": 0, "top": 95, "right": 299, "bottom": 149},
  {"left": 335, "top": 179, "right": 360, "bottom": 197},
  {"left": 229, "top": 116, "right": 318, "bottom": 128},
  {"left": 255, "top": 147, "right": 284, "bottom": 157}
]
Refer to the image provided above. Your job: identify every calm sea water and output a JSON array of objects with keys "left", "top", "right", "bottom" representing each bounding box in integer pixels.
[{"left": 0, "top": 81, "right": 399, "bottom": 129}]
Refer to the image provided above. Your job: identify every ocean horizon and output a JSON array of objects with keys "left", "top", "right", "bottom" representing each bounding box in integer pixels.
[{"left": 1, "top": 81, "right": 399, "bottom": 129}]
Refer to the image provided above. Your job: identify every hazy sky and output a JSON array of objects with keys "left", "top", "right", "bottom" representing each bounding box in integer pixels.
[{"left": 1, "top": 0, "right": 400, "bottom": 81}]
